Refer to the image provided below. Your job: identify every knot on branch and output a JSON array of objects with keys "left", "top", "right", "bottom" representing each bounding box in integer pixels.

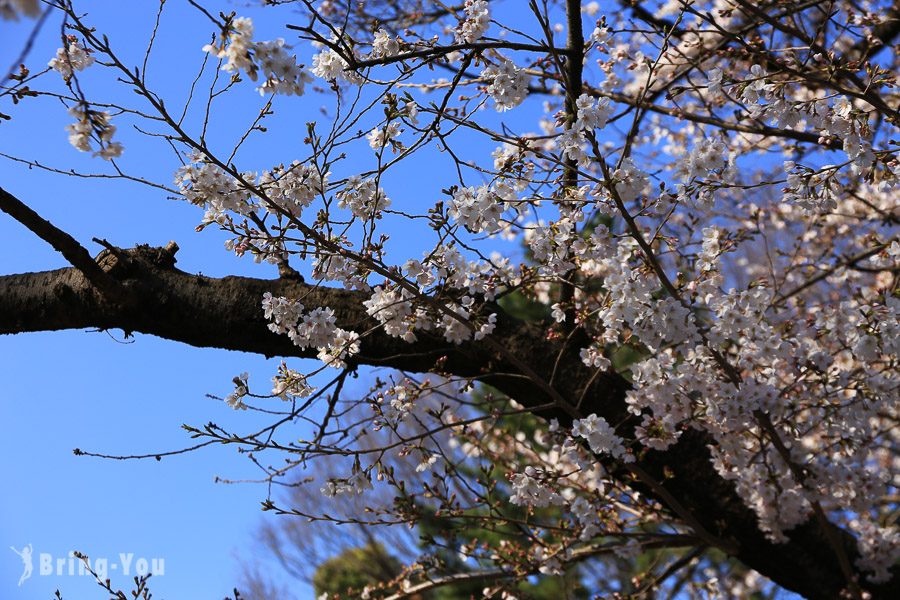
[{"left": 94, "top": 240, "right": 179, "bottom": 278}]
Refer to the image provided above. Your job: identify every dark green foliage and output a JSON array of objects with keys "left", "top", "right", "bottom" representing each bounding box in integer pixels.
[{"left": 312, "top": 544, "right": 402, "bottom": 598}]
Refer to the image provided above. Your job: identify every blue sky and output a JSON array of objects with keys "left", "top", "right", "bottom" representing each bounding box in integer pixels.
[
  {"left": 0, "top": 3, "right": 317, "bottom": 598},
  {"left": 1, "top": 3, "right": 345, "bottom": 598},
  {"left": 0, "top": 2, "right": 554, "bottom": 598}
]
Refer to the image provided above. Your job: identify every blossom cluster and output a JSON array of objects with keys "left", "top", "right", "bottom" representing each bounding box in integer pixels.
[
  {"left": 310, "top": 45, "right": 363, "bottom": 84},
  {"left": 175, "top": 155, "right": 326, "bottom": 225},
  {"left": 320, "top": 466, "right": 373, "bottom": 497},
  {"left": 258, "top": 161, "right": 328, "bottom": 217},
  {"left": 448, "top": 184, "right": 510, "bottom": 233},
  {"left": 48, "top": 37, "right": 94, "bottom": 81},
  {"left": 571, "top": 414, "right": 632, "bottom": 462},
  {"left": 509, "top": 467, "right": 563, "bottom": 507},
  {"left": 64, "top": 105, "right": 124, "bottom": 160},
  {"left": 262, "top": 292, "right": 360, "bottom": 369},
  {"left": 556, "top": 93, "right": 614, "bottom": 167},
  {"left": 370, "top": 29, "right": 400, "bottom": 58},
  {"left": 270, "top": 362, "right": 315, "bottom": 400},
  {"left": 366, "top": 122, "right": 403, "bottom": 152},
  {"left": 482, "top": 58, "right": 531, "bottom": 111},
  {"left": 455, "top": 0, "right": 490, "bottom": 43},
  {"left": 336, "top": 175, "right": 391, "bottom": 219},
  {"left": 175, "top": 155, "right": 256, "bottom": 221},
  {"left": 203, "top": 17, "right": 312, "bottom": 96}
]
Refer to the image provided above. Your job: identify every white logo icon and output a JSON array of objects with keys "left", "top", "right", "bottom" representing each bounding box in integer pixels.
[{"left": 10, "top": 544, "right": 34, "bottom": 586}]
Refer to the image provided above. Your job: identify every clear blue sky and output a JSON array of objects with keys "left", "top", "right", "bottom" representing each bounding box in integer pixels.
[
  {"left": 0, "top": 3, "right": 319, "bottom": 598},
  {"left": 0, "top": 2, "right": 545, "bottom": 598}
]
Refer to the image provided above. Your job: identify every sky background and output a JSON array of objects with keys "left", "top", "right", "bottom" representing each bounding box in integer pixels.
[
  {"left": 0, "top": 3, "right": 318, "bottom": 598},
  {"left": 0, "top": 2, "right": 550, "bottom": 598}
]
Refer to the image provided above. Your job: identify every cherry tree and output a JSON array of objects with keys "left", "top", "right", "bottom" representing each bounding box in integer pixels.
[{"left": 1, "top": 0, "right": 898, "bottom": 598}]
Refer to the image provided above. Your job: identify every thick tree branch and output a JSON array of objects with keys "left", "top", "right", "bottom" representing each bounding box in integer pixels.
[
  {"left": 0, "top": 246, "right": 896, "bottom": 599},
  {"left": 0, "top": 186, "right": 122, "bottom": 297}
]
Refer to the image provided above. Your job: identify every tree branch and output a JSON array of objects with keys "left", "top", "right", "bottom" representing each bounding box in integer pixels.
[
  {"left": 0, "top": 244, "right": 895, "bottom": 599},
  {"left": 0, "top": 186, "right": 122, "bottom": 298}
]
